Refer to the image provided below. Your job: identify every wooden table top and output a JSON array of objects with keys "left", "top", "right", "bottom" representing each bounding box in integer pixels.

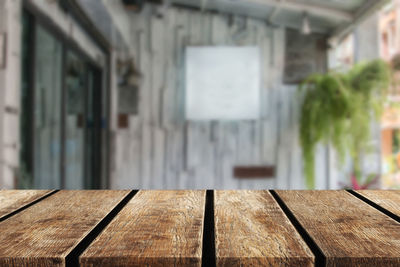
[{"left": 0, "top": 190, "right": 399, "bottom": 267}]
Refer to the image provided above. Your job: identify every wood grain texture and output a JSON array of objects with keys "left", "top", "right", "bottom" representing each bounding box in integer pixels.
[
  {"left": 276, "top": 190, "right": 400, "bottom": 267},
  {"left": 80, "top": 190, "right": 206, "bottom": 267},
  {"left": 0, "top": 190, "right": 130, "bottom": 267},
  {"left": 357, "top": 190, "right": 400, "bottom": 217},
  {"left": 0, "top": 190, "right": 53, "bottom": 220},
  {"left": 214, "top": 190, "right": 314, "bottom": 267}
]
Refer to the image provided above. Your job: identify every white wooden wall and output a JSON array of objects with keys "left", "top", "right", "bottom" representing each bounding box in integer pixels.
[
  {"left": 110, "top": 4, "right": 332, "bottom": 189},
  {"left": 0, "top": 0, "right": 22, "bottom": 189}
]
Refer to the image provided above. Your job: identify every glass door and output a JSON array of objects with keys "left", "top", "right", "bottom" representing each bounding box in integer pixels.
[
  {"left": 20, "top": 9, "right": 105, "bottom": 189},
  {"left": 33, "top": 25, "right": 63, "bottom": 188},
  {"left": 64, "top": 51, "right": 86, "bottom": 189},
  {"left": 64, "top": 51, "right": 103, "bottom": 189}
]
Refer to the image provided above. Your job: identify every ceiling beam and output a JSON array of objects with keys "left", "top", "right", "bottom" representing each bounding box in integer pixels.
[
  {"left": 201, "top": 0, "right": 209, "bottom": 11},
  {"left": 273, "top": 18, "right": 328, "bottom": 34},
  {"left": 330, "top": 0, "right": 390, "bottom": 41},
  {"left": 268, "top": 1, "right": 282, "bottom": 24},
  {"left": 246, "top": 0, "right": 353, "bottom": 22},
  {"left": 265, "top": 0, "right": 328, "bottom": 33}
]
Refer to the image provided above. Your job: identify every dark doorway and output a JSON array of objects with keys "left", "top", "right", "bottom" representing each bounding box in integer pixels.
[
  {"left": 20, "top": 8, "right": 106, "bottom": 189},
  {"left": 85, "top": 67, "right": 103, "bottom": 189}
]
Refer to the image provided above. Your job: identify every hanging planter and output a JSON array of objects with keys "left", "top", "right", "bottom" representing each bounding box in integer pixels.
[{"left": 298, "top": 59, "right": 392, "bottom": 189}]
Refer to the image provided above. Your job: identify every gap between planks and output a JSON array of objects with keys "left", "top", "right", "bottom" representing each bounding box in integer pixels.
[
  {"left": 276, "top": 190, "right": 400, "bottom": 266},
  {"left": 0, "top": 190, "right": 325, "bottom": 267},
  {"left": 3, "top": 190, "right": 397, "bottom": 267},
  {"left": 79, "top": 190, "right": 206, "bottom": 266},
  {"left": 214, "top": 190, "right": 315, "bottom": 266},
  {"left": 0, "top": 190, "right": 59, "bottom": 222},
  {"left": 65, "top": 190, "right": 138, "bottom": 267},
  {"left": 0, "top": 190, "right": 137, "bottom": 267},
  {"left": 347, "top": 190, "right": 400, "bottom": 224},
  {"left": 269, "top": 190, "right": 326, "bottom": 267},
  {"left": 202, "top": 190, "right": 216, "bottom": 267}
]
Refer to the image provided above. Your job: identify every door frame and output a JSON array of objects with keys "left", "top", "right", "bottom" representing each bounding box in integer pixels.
[{"left": 21, "top": 1, "right": 110, "bottom": 189}]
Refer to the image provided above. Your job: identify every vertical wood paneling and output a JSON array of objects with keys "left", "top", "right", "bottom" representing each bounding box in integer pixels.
[
  {"left": 113, "top": 5, "right": 329, "bottom": 189},
  {"left": 153, "top": 128, "right": 165, "bottom": 188}
]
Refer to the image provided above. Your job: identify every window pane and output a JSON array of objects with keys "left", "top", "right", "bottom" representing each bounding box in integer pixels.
[
  {"left": 33, "top": 25, "right": 62, "bottom": 188},
  {"left": 65, "top": 51, "right": 86, "bottom": 189}
]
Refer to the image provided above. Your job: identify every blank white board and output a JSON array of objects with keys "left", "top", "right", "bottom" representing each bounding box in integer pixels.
[{"left": 185, "top": 46, "right": 261, "bottom": 120}]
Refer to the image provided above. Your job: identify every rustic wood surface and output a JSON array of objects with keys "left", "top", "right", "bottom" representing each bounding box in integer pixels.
[
  {"left": 276, "top": 190, "right": 400, "bottom": 267},
  {"left": 214, "top": 190, "right": 314, "bottom": 267},
  {"left": 357, "top": 190, "right": 400, "bottom": 217},
  {"left": 0, "top": 190, "right": 53, "bottom": 220},
  {"left": 0, "top": 190, "right": 130, "bottom": 267},
  {"left": 80, "top": 190, "right": 206, "bottom": 267},
  {"left": 1, "top": 190, "right": 400, "bottom": 266}
]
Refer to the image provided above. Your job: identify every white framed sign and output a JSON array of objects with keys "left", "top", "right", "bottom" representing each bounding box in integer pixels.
[{"left": 185, "top": 46, "right": 261, "bottom": 120}]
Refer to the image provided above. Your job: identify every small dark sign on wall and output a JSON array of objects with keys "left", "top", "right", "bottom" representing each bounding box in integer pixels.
[
  {"left": 234, "top": 166, "right": 275, "bottom": 179},
  {"left": 118, "top": 85, "right": 138, "bottom": 115},
  {"left": 284, "top": 29, "right": 328, "bottom": 84},
  {"left": 118, "top": 113, "right": 129, "bottom": 129},
  {"left": 0, "top": 33, "right": 6, "bottom": 69}
]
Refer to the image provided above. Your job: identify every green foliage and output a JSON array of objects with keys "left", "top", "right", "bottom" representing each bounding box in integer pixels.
[{"left": 299, "top": 60, "right": 391, "bottom": 189}]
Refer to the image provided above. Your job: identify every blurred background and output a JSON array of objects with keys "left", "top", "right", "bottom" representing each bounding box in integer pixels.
[{"left": 0, "top": 0, "right": 400, "bottom": 190}]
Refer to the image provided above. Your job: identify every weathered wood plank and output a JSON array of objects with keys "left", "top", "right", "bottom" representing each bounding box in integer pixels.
[
  {"left": 0, "top": 190, "right": 130, "bottom": 266},
  {"left": 357, "top": 190, "right": 400, "bottom": 217},
  {"left": 0, "top": 190, "right": 53, "bottom": 220},
  {"left": 214, "top": 190, "right": 314, "bottom": 266},
  {"left": 276, "top": 190, "right": 400, "bottom": 266},
  {"left": 80, "top": 190, "right": 206, "bottom": 267}
]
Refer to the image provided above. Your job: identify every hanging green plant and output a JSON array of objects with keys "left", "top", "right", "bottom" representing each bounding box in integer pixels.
[{"left": 299, "top": 59, "right": 391, "bottom": 189}]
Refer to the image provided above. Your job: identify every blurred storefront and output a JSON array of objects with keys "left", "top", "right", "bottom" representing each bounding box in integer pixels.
[
  {"left": 0, "top": 0, "right": 111, "bottom": 189},
  {"left": 0, "top": 0, "right": 395, "bottom": 189},
  {"left": 380, "top": 0, "right": 400, "bottom": 189}
]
